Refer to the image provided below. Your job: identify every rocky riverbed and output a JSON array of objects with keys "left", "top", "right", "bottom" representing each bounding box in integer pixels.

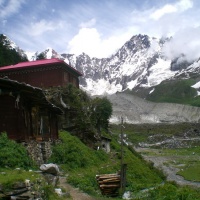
[{"left": 135, "top": 147, "right": 200, "bottom": 188}]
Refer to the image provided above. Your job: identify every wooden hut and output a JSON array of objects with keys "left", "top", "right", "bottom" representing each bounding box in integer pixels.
[{"left": 0, "top": 77, "right": 62, "bottom": 142}]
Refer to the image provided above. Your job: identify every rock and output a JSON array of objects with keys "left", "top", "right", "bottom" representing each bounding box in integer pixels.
[
  {"left": 5, "top": 188, "right": 28, "bottom": 196},
  {"left": 55, "top": 188, "right": 62, "bottom": 196},
  {"left": 43, "top": 173, "right": 59, "bottom": 187},
  {"left": 40, "top": 163, "right": 59, "bottom": 175},
  {"left": 12, "top": 181, "right": 26, "bottom": 189}
]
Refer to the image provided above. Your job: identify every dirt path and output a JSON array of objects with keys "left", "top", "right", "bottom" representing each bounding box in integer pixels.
[
  {"left": 58, "top": 176, "right": 98, "bottom": 200},
  {"left": 135, "top": 147, "right": 200, "bottom": 188}
]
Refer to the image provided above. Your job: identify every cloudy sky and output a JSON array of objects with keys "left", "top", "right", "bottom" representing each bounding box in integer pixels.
[{"left": 0, "top": 0, "right": 200, "bottom": 58}]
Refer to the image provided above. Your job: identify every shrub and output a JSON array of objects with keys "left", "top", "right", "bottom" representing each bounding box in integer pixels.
[{"left": 0, "top": 132, "right": 33, "bottom": 169}]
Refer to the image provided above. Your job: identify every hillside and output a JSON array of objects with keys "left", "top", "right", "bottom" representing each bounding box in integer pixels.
[{"left": 50, "top": 131, "right": 164, "bottom": 198}]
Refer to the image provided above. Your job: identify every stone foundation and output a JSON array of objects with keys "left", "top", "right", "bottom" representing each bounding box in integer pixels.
[{"left": 23, "top": 140, "right": 52, "bottom": 166}]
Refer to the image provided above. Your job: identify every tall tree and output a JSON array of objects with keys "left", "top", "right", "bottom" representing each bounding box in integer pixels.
[{"left": 91, "top": 97, "right": 113, "bottom": 132}]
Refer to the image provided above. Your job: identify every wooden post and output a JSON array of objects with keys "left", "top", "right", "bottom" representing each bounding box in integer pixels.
[
  {"left": 120, "top": 117, "right": 124, "bottom": 191},
  {"left": 121, "top": 164, "right": 127, "bottom": 192},
  {"left": 120, "top": 116, "right": 123, "bottom": 173},
  {"left": 120, "top": 117, "right": 127, "bottom": 193}
]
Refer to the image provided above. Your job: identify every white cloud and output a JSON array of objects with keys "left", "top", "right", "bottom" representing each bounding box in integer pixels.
[
  {"left": 150, "top": 4, "right": 177, "bottom": 20},
  {"left": 176, "top": 0, "right": 193, "bottom": 11},
  {"left": 68, "top": 27, "right": 133, "bottom": 58},
  {"left": 68, "top": 28, "right": 101, "bottom": 57},
  {"left": 28, "top": 20, "right": 63, "bottom": 36},
  {"left": 162, "top": 26, "right": 200, "bottom": 61},
  {"left": 150, "top": 0, "right": 193, "bottom": 20},
  {"left": 0, "top": 0, "right": 25, "bottom": 18},
  {"left": 79, "top": 18, "right": 96, "bottom": 28}
]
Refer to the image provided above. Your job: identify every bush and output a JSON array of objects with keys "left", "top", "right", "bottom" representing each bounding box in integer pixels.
[{"left": 0, "top": 132, "right": 33, "bottom": 169}]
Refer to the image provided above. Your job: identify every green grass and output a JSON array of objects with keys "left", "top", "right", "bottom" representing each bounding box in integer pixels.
[
  {"left": 0, "top": 132, "right": 35, "bottom": 169},
  {"left": 177, "top": 164, "right": 200, "bottom": 182},
  {"left": 0, "top": 168, "right": 42, "bottom": 191},
  {"left": 0, "top": 168, "right": 41, "bottom": 184}
]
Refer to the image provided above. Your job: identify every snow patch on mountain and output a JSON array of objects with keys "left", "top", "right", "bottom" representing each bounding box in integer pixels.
[
  {"left": 192, "top": 81, "right": 200, "bottom": 89},
  {"left": 26, "top": 51, "right": 36, "bottom": 61},
  {"left": 81, "top": 78, "right": 122, "bottom": 96},
  {"left": 191, "top": 79, "right": 200, "bottom": 96},
  {"left": 143, "top": 59, "right": 175, "bottom": 87}
]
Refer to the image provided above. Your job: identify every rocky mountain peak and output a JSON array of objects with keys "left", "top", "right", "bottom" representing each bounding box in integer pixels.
[
  {"left": 0, "top": 34, "right": 17, "bottom": 49},
  {"left": 0, "top": 34, "right": 27, "bottom": 59},
  {"left": 43, "top": 48, "right": 63, "bottom": 59}
]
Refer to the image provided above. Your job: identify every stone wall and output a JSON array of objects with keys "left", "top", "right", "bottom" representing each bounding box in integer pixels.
[{"left": 23, "top": 140, "right": 52, "bottom": 166}]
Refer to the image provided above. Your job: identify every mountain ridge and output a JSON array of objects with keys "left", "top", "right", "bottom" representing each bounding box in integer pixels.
[{"left": 2, "top": 33, "right": 200, "bottom": 124}]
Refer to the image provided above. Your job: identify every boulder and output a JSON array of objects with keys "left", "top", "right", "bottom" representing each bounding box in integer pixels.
[{"left": 40, "top": 163, "right": 59, "bottom": 175}]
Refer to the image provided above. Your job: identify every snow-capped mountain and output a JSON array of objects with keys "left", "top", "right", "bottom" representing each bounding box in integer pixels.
[
  {"left": 27, "top": 47, "right": 64, "bottom": 61},
  {"left": 0, "top": 34, "right": 27, "bottom": 60},
  {"left": 61, "top": 34, "right": 200, "bottom": 96},
  {"left": 2, "top": 33, "right": 200, "bottom": 97}
]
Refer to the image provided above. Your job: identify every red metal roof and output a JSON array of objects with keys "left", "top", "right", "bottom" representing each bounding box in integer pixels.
[{"left": 0, "top": 58, "right": 82, "bottom": 76}]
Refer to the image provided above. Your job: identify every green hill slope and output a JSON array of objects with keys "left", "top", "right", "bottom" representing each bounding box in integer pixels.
[
  {"left": 146, "top": 79, "right": 200, "bottom": 107},
  {"left": 49, "top": 131, "right": 164, "bottom": 197}
]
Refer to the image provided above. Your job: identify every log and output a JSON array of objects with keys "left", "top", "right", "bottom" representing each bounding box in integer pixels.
[
  {"left": 96, "top": 174, "right": 120, "bottom": 178},
  {"left": 97, "top": 178, "right": 117, "bottom": 181},
  {"left": 100, "top": 178, "right": 120, "bottom": 182},
  {"left": 99, "top": 182, "right": 120, "bottom": 185},
  {"left": 100, "top": 184, "right": 120, "bottom": 188}
]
